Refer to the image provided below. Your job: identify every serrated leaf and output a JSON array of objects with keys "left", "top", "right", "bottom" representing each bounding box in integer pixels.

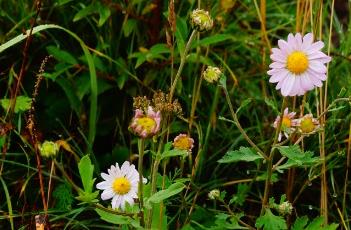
[
  {"left": 229, "top": 183, "right": 249, "bottom": 206},
  {"left": 277, "top": 146, "right": 320, "bottom": 169},
  {"left": 146, "top": 182, "right": 185, "bottom": 207},
  {"left": 0, "top": 96, "right": 31, "bottom": 113},
  {"left": 291, "top": 216, "right": 309, "bottom": 230},
  {"left": 218, "top": 147, "right": 263, "bottom": 163},
  {"left": 256, "top": 208, "right": 287, "bottom": 230}
]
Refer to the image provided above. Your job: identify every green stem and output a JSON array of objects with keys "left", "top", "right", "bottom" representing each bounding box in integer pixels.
[
  {"left": 138, "top": 138, "right": 145, "bottom": 227},
  {"left": 169, "top": 30, "right": 197, "bottom": 102},
  {"left": 261, "top": 97, "right": 287, "bottom": 214},
  {"left": 222, "top": 86, "right": 267, "bottom": 160}
]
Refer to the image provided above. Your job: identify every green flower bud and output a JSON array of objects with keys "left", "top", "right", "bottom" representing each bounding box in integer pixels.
[
  {"left": 203, "top": 66, "right": 222, "bottom": 83},
  {"left": 39, "top": 141, "right": 59, "bottom": 158},
  {"left": 208, "top": 189, "right": 220, "bottom": 200},
  {"left": 190, "top": 9, "right": 213, "bottom": 32}
]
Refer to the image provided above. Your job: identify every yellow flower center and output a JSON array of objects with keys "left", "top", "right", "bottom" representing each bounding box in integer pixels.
[
  {"left": 300, "top": 117, "right": 315, "bottom": 133},
  {"left": 136, "top": 117, "right": 156, "bottom": 133},
  {"left": 282, "top": 116, "right": 292, "bottom": 128},
  {"left": 286, "top": 51, "right": 309, "bottom": 74},
  {"left": 112, "top": 177, "right": 131, "bottom": 195},
  {"left": 174, "top": 136, "right": 192, "bottom": 151}
]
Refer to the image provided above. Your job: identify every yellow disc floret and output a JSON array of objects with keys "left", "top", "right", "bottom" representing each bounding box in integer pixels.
[
  {"left": 286, "top": 51, "right": 309, "bottom": 74},
  {"left": 282, "top": 116, "right": 292, "bottom": 128},
  {"left": 300, "top": 117, "right": 315, "bottom": 133},
  {"left": 113, "top": 177, "right": 131, "bottom": 195},
  {"left": 174, "top": 136, "right": 192, "bottom": 151},
  {"left": 136, "top": 117, "right": 156, "bottom": 133}
]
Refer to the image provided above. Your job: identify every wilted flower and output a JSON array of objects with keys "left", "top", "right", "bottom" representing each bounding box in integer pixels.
[
  {"left": 203, "top": 66, "right": 222, "bottom": 83},
  {"left": 276, "top": 201, "right": 293, "bottom": 216},
  {"left": 268, "top": 33, "right": 331, "bottom": 96},
  {"left": 96, "top": 161, "right": 147, "bottom": 210},
  {"left": 173, "top": 134, "right": 195, "bottom": 153},
  {"left": 190, "top": 9, "right": 213, "bottom": 32},
  {"left": 295, "top": 114, "right": 320, "bottom": 134},
  {"left": 208, "top": 189, "right": 221, "bottom": 200},
  {"left": 273, "top": 108, "right": 297, "bottom": 141},
  {"left": 39, "top": 141, "right": 59, "bottom": 158},
  {"left": 130, "top": 106, "right": 161, "bottom": 138}
]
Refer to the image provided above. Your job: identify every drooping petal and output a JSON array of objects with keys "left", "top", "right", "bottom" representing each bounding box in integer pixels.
[{"left": 101, "top": 188, "right": 115, "bottom": 200}]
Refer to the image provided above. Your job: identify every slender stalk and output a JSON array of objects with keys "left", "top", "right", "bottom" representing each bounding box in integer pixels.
[
  {"left": 222, "top": 86, "right": 267, "bottom": 160},
  {"left": 169, "top": 30, "right": 197, "bottom": 102},
  {"left": 137, "top": 139, "right": 145, "bottom": 227},
  {"left": 261, "top": 97, "right": 287, "bottom": 213}
]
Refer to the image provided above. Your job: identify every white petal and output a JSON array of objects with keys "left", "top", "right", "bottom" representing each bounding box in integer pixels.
[
  {"left": 300, "top": 73, "right": 314, "bottom": 91},
  {"left": 287, "top": 33, "right": 297, "bottom": 50},
  {"left": 101, "top": 189, "right": 114, "bottom": 200},
  {"left": 307, "top": 69, "right": 327, "bottom": 81},
  {"left": 268, "top": 68, "right": 285, "bottom": 75},
  {"left": 121, "top": 161, "right": 131, "bottom": 174},
  {"left": 101, "top": 173, "right": 112, "bottom": 181},
  {"left": 270, "top": 53, "right": 286, "bottom": 62},
  {"left": 96, "top": 181, "right": 111, "bottom": 190}
]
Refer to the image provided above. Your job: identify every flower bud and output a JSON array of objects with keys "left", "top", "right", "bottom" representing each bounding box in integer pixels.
[
  {"left": 130, "top": 106, "right": 161, "bottom": 139},
  {"left": 208, "top": 189, "right": 221, "bottom": 200},
  {"left": 39, "top": 141, "right": 59, "bottom": 158},
  {"left": 276, "top": 201, "right": 293, "bottom": 216},
  {"left": 203, "top": 66, "right": 222, "bottom": 83},
  {"left": 173, "top": 134, "right": 194, "bottom": 153},
  {"left": 190, "top": 9, "right": 213, "bottom": 32}
]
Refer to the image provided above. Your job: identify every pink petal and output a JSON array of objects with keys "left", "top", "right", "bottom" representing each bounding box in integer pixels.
[
  {"left": 302, "top": 33, "right": 314, "bottom": 50},
  {"left": 269, "top": 69, "right": 289, "bottom": 83},
  {"left": 281, "top": 74, "right": 295, "bottom": 96},
  {"left": 307, "top": 69, "right": 327, "bottom": 81},
  {"left": 270, "top": 53, "right": 286, "bottom": 62},
  {"left": 294, "top": 33, "right": 303, "bottom": 50},
  {"left": 306, "top": 41, "right": 324, "bottom": 54},
  {"left": 269, "top": 62, "right": 286, "bottom": 68},
  {"left": 287, "top": 33, "right": 297, "bottom": 50},
  {"left": 278, "top": 40, "right": 293, "bottom": 55},
  {"left": 300, "top": 73, "right": 314, "bottom": 91},
  {"left": 309, "top": 61, "right": 327, "bottom": 73}
]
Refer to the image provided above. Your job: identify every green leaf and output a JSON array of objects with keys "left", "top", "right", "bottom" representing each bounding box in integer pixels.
[
  {"left": 194, "top": 34, "right": 233, "bottom": 47},
  {"left": 161, "top": 149, "right": 188, "bottom": 160},
  {"left": 98, "top": 3, "right": 111, "bottom": 27},
  {"left": 236, "top": 98, "right": 252, "bottom": 115},
  {"left": 78, "top": 155, "right": 95, "bottom": 193},
  {"left": 0, "top": 96, "right": 31, "bottom": 113},
  {"left": 256, "top": 208, "right": 287, "bottom": 230},
  {"left": 73, "top": 3, "right": 97, "bottom": 22},
  {"left": 276, "top": 146, "right": 320, "bottom": 170},
  {"left": 95, "top": 208, "right": 135, "bottom": 225},
  {"left": 123, "top": 19, "right": 138, "bottom": 37},
  {"left": 209, "top": 213, "right": 247, "bottom": 230},
  {"left": 175, "top": 17, "right": 187, "bottom": 55},
  {"left": 292, "top": 216, "right": 338, "bottom": 230},
  {"left": 229, "top": 183, "right": 249, "bottom": 206},
  {"left": 46, "top": 46, "right": 78, "bottom": 65},
  {"left": 218, "top": 147, "right": 263, "bottom": 163},
  {"left": 264, "top": 98, "right": 279, "bottom": 114},
  {"left": 146, "top": 182, "right": 185, "bottom": 207},
  {"left": 56, "top": 77, "right": 82, "bottom": 115}
]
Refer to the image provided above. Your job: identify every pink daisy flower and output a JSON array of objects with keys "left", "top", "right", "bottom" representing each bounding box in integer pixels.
[
  {"left": 130, "top": 106, "right": 161, "bottom": 138},
  {"left": 273, "top": 108, "right": 298, "bottom": 141},
  {"left": 295, "top": 114, "right": 320, "bottom": 134},
  {"left": 173, "top": 134, "right": 195, "bottom": 153},
  {"left": 268, "top": 33, "right": 331, "bottom": 96}
]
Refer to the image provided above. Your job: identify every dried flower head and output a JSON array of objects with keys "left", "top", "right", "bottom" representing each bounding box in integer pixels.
[
  {"left": 133, "top": 96, "right": 150, "bottom": 112},
  {"left": 152, "top": 90, "right": 182, "bottom": 115},
  {"left": 208, "top": 189, "right": 221, "bottom": 200},
  {"left": 130, "top": 106, "right": 161, "bottom": 138},
  {"left": 296, "top": 114, "right": 320, "bottom": 134},
  {"left": 268, "top": 33, "right": 331, "bottom": 96},
  {"left": 203, "top": 66, "right": 222, "bottom": 83},
  {"left": 273, "top": 108, "right": 298, "bottom": 142},
  {"left": 190, "top": 9, "right": 213, "bottom": 32},
  {"left": 173, "top": 134, "right": 194, "bottom": 153},
  {"left": 39, "top": 141, "right": 59, "bottom": 158}
]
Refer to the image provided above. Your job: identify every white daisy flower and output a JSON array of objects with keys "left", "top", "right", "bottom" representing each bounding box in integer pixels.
[
  {"left": 96, "top": 161, "right": 146, "bottom": 210},
  {"left": 267, "top": 33, "right": 331, "bottom": 96}
]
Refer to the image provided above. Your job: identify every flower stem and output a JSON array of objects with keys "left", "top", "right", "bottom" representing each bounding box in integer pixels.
[
  {"left": 261, "top": 97, "right": 287, "bottom": 214},
  {"left": 222, "top": 86, "right": 267, "bottom": 160},
  {"left": 169, "top": 30, "right": 197, "bottom": 102},
  {"left": 137, "top": 138, "right": 145, "bottom": 227}
]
